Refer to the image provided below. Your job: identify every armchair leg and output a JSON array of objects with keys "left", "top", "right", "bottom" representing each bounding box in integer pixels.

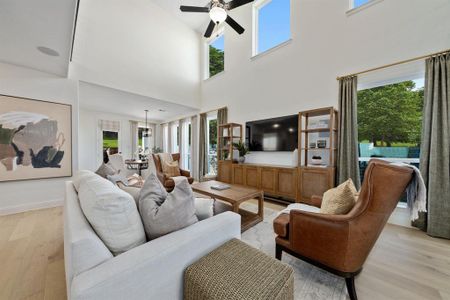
[
  {"left": 345, "top": 276, "right": 357, "bottom": 300},
  {"left": 275, "top": 244, "right": 282, "bottom": 260}
]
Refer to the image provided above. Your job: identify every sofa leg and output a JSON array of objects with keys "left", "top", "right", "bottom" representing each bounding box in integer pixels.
[
  {"left": 275, "top": 244, "right": 282, "bottom": 260},
  {"left": 345, "top": 276, "right": 357, "bottom": 300}
]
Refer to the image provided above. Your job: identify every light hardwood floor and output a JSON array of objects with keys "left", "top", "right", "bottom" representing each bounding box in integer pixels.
[{"left": 1, "top": 205, "right": 450, "bottom": 300}]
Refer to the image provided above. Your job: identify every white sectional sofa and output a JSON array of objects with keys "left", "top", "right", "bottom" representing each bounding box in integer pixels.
[{"left": 64, "top": 180, "right": 241, "bottom": 300}]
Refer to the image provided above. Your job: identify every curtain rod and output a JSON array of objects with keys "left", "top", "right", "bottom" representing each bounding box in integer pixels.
[
  {"left": 159, "top": 106, "right": 227, "bottom": 125},
  {"left": 336, "top": 48, "right": 450, "bottom": 80},
  {"left": 200, "top": 106, "right": 227, "bottom": 115}
]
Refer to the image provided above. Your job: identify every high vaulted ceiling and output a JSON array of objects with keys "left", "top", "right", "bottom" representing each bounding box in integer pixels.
[
  {"left": 0, "top": 0, "right": 77, "bottom": 76},
  {"left": 151, "top": 0, "right": 213, "bottom": 32}
]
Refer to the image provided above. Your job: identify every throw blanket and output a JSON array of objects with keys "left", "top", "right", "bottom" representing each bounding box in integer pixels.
[{"left": 392, "top": 162, "right": 427, "bottom": 221}]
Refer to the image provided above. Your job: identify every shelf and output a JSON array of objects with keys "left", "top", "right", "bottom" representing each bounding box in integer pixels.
[{"left": 301, "top": 128, "right": 337, "bottom": 133}]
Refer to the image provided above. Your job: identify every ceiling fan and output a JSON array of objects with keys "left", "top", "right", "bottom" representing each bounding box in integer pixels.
[{"left": 180, "top": 0, "right": 254, "bottom": 38}]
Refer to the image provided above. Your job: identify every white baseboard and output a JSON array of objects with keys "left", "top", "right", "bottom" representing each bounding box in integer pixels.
[{"left": 0, "top": 198, "right": 64, "bottom": 216}]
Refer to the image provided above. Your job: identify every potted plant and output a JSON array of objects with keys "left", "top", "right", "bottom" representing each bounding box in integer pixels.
[{"left": 234, "top": 141, "right": 249, "bottom": 163}]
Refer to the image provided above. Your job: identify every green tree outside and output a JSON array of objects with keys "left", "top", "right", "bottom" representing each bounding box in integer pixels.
[
  {"left": 209, "top": 46, "right": 224, "bottom": 77},
  {"left": 357, "top": 81, "right": 424, "bottom": 147}
]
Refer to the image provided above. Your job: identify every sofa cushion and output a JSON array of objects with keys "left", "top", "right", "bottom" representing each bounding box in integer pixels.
[
  {"left": 139, "top": 174, "right": 198, "bottom": 240},
  {"left": 194, "top": 198, "right": 214, "bottom": 221},
  {"left": 72, "top": 170, "right": 99, "bottom": 192},
  {"left": 95, "top": 162, "right": 116, "bottom": 178},
  {"left": 78, "top": 175, "right": 146, "bottom": 256},
  {"left": 320, "top": 179, "right": 357, "bottom": 215}
]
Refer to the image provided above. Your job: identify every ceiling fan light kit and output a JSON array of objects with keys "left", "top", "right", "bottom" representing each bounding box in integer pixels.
[{"left": 180, "top": 0, "right": 253, "bottom": 38}]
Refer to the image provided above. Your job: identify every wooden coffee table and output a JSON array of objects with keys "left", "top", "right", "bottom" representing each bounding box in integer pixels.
[{"left": 192, "top": 181, "right": 264, "bottom": 232}]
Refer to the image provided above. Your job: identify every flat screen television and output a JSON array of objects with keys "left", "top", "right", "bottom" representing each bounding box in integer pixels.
[{"left": 245, "top": 114, "right": 298, "bottom": 151}]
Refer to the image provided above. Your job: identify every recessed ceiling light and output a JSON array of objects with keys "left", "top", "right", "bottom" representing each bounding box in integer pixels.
[
  {"left": 289, "top": 128, "right": 294, "bottom": 132},
  {"left": 37, "top": 46, "right": 60, "bottom": 57},
  {"left": 273, "top": 124, "right": 280, "bottom": 128}
]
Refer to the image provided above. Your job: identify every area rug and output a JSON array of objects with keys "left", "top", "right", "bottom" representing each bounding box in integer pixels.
[{"left": 240, "top": 204, "right": 348, "bottom": 300}]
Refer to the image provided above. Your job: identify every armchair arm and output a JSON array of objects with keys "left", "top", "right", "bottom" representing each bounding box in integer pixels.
[
  {"left": 288, "top": 210, "right": 352, "bottom": 271},
  {"left": 180, "top": 169, "right": 191, "bottom": 177},
  {"left": 71, "top": 212, "right": 241, "bottom": 300},
  {"left": 310, "top": 195, "right": 323, "bottom": 208}
]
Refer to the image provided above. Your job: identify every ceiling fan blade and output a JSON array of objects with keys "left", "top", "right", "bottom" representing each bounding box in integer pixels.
[
  {"left": 180, "top": 5, "right": 209, "bottom": 13},
  {"left": 225, "top": 16, "right": 245, "bottom": 35},
  {"left": 227, "top": 0, "right": 253, "bottom": 10},
  {"left": 204, "top": 21, "right": 216, "bottom": 38}
]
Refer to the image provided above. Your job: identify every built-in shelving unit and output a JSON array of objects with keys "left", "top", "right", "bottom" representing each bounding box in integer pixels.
[
  {"left": 298, "top": 107, "right": 338, "bottom": 204},
  {"left": 217, "top": 123, "right": 243, "bottom": 183}
]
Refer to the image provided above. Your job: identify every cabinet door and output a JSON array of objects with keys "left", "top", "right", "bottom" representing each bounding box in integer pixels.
[
  {"left": 244, "top": 166, "right": 259, "bottom": 188},
  {"left": 299, "top": 168, "right": 334, "bottom": 204},
  {"left": 276, "top": 168, "right": 297, "bottom": 199},
  {"left": 232, "top": 165, "right": 245, "bottom": 185},
  {"left": 218, "top": 161, "right": 232, "bottom": 183},
  {"left": 260, "top": 167, "right": 277, "bottom": 194}
]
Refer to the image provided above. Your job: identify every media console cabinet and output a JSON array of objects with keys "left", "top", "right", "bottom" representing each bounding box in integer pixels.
[{"left": 217, "top": 107, "right": 338, "bottom": 205}]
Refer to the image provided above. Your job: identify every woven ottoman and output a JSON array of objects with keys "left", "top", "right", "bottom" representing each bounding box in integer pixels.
[{"left": 184, "top": 239, "right": 294, "bottom": 300}]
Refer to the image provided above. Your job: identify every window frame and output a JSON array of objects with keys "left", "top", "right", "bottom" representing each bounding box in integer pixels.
[
  {"left": 252, "top": 0, "right": 292, "bottom": 57},
  {"left": 347, "top": 0, "right": 384, "bottom": 15},
  {"left": 204, "top": 26, "right": 225, "bottom": 80}
]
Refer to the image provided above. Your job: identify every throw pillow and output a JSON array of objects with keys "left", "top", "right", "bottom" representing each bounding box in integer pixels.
[
  {"left": 117, "top": 182, "right": 141, "bottom": 206},
  {"left": 139, "top": 173, "right": 198, "bottom": 240},
  {"left": 127, "top": 174, "right": 145, "bottom": 188},
  {"left": 194, "top": 198, "right": 215, "bottom": 221},
  {"left": 320, "top": 179, "right": 357, "bottom": 215},
  {"left": 73, "top": 170, "right": 99, "bottom": 192},
  {"left": 162, "top": 161, "right": 181, "bottom": 177},
  {"left": 95, "top": 162, "right": 116, "bottom": 178},
  {"left": 78, "top": 175, "right": 146, "bottom": 255},
  {"left": 107, "top": 173, "right": 129, "bottom": 186}
]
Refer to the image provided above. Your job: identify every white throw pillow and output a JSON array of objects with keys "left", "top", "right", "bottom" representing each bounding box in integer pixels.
[
  {"left": 72, "top": 170, "right": 98, "bottom": 192},
  {"left": 78, "top": 175, "right": 146, "bottom": 256},
  {"left": 194, "top": 198, "right": 215, "bottom": 221},
  {"left": 139, "top": 174, "right": 198, "bottom": 240}
]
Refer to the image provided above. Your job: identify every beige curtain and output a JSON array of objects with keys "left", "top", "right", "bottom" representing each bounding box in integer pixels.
[
  {"left": 167, "top": 123, "right": 173, "bottom": 153},
  {"left": 130, "top": 121, "right": 138, "bottom": 159},
  {"left": 191, "top": 115, "right": 199, "bottom": 180},
  {"left": 415, "top": 53, "right": 450, "bottom": 239},
  {"left": 217, "top": 107, "right": 228, "bottom": 126},
  {"left": 199, "top": 113, "right": 208, "bottom": 180},
  {"left": 337, "top": 76, "right": 361, "bottom": 189},
  {"left": 179, "top": 119, "right": 186, "bottom": 168}
]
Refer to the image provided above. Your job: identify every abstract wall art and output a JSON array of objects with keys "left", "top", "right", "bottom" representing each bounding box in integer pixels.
[{"left": 0, "top": 95, "right": 72, "bottom": 182}]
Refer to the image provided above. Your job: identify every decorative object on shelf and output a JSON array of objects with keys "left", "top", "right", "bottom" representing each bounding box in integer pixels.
[
  {"left": 152, "top": 146, "right": 162, "bottom": 154},
  {"left": 309, "top": 142, "right": 316, "bottom": 148},
  {"left": 234, "top": 140, "right": 249, "bottom": 163},
  {"left": 0, "top": 94, "right": 72, "bottom": 182},
  {"left": 179, "top": 0, "right": 253, "bottom": 38},
  {"left": 317, "top": 139, "right": 327, "bottom": 148},
  {"left": 311, "top": 156, "right": 323, "bottom": 165}
]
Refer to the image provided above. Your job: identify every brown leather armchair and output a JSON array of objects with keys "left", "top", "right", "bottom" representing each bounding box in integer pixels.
[
  {"left": 273, "top": 160, "right": 413, "bottom": 300},
  {"left": 152, "top": 153, "right": 194, "bottom": 192}
]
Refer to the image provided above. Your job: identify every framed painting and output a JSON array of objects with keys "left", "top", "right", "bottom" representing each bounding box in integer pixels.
[{"left": 0, "top": 94, "right": 72, "bottom": 182}]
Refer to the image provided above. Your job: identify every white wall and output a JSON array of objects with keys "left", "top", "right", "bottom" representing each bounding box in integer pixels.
[
  {"left": 0, "top": 62, "right": 79, "bottom": 215},
  {"left": 70, "top": 0, "right": 202, "bottom": 109},
  {"left": 200, "top": 0, "right": 450, "bottom": 163},
  {"left": 79, "top": 109, "right": 156, "bottom": 171}
]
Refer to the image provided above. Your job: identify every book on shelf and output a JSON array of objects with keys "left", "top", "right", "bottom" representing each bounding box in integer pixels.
[{"left": 211, "top": 184, "right": 231, "bottom": 191}]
